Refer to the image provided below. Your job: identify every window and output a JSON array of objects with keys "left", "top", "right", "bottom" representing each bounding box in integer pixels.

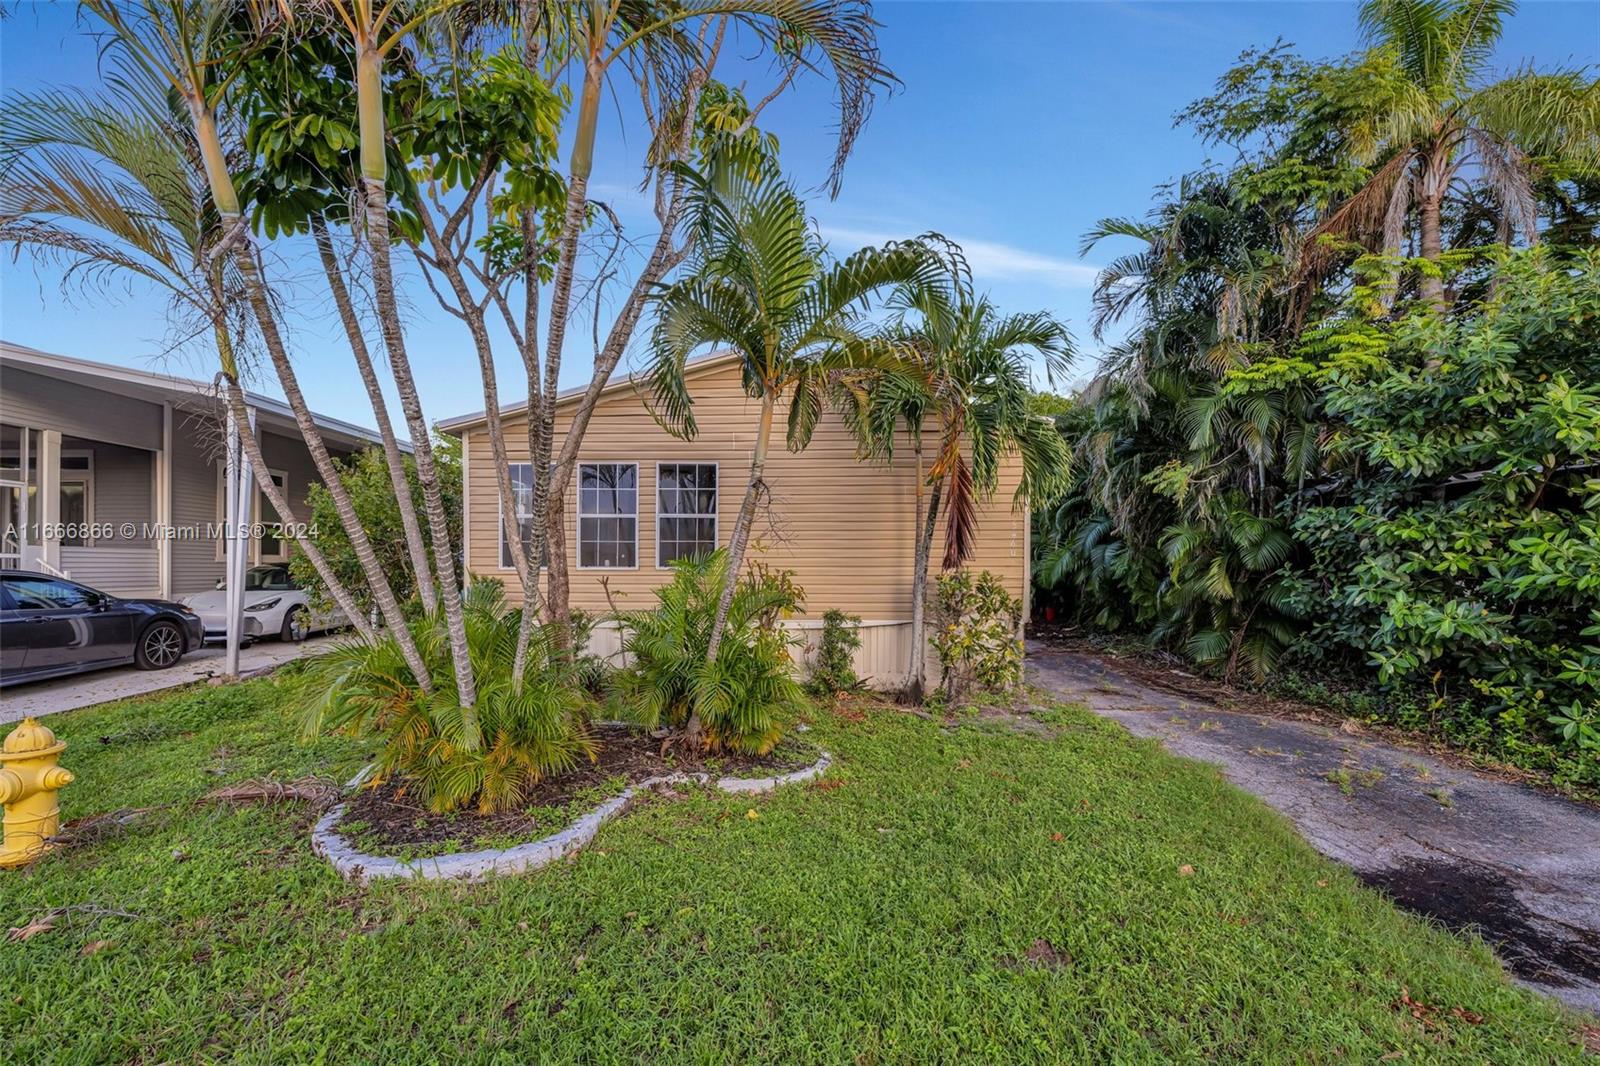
[
  {"left": 3, "top": 576, "right": 97, "bottom": 610},
  {"left": 499, "top": 463, "right": 552, "bottom": 570},
  {"left": 215, "top": 465, "right": 288, "bottom": 563},
  {"left": 0, "top": 443, "right": 90, "bottom": 546},
  {"left": 577, "top": 463, "right": 637, "bottom": 568},
  {"left": 58, "top": 453, "right": 92, "bottom": 547},
  {"left": 657, "top": 463, "right": 718, "bottom": 566},
  {"left": 244, "top": 565, "right": 294, "bottom": 591},
  {"left": 257, "top": 471, "right": 289, "bottom": 562}
]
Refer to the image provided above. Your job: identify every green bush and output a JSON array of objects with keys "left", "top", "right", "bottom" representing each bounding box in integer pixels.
[
  {"left": 611, "top": 551, "right": 809, "bottom": 754},
  {"left": 295, "top": 579, "right": 596, "bottom": 813},
  {"left": 930, "top": 568, "right": 1023, "bottom": 700},
  {"left": 809, "top": 609, "right": 863, "bottom": 696},
  {"left": 288, "top": 435, "right": 462, "bottom": 614},
  {"left": 1288, "top": 250, "right": 1600, "bottom": 789}
]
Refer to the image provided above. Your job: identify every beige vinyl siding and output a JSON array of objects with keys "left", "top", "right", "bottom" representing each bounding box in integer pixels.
[{"left": 459, "top": 358, "right": 1026, "bottom": 632}]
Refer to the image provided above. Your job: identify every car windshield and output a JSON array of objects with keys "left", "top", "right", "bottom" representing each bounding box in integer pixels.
[{"left": 243, "top": 566, "right": 294, "bottom": 591}]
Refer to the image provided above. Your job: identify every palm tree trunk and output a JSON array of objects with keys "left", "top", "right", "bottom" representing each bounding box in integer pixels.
[
  {"left": 909, "top": 472, "right": 943, "bottom": 701},
  {"left": 352, "top": 35, "right": 475, "bottom": 706},
  {"left": 707, "top": 389, "right": 777, "bottom": 661},
  {"left": 310, "top": 215, "right": 437, "bottom": 612},
  {"left": 183, "top": 93, "right": 431, "bottom": 689},
  {"left": 533, "top": 64, "right": 603, "bottom": 646},
  {"left": 685, "top": 389, "right": 776, "bottom": 746},
  {"left": 231, "top": 245, "right": 433, "bottom": 688},
  {"left": 1416, "top": 146, "right": 1451, "bottom": 313},
  {"left": 1418, "top": 191, "right": 1447, "bottom": 311},
  {"left": 360, "top": 178, "right": 474, "bottom": 702}
]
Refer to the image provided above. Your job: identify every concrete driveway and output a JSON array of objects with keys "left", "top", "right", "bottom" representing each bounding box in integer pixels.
[
  {"left": 0, "top": 634, "right": 338, "bottom": 723},
  {"left": 1027, "top": 640, "right": 1600, "bottom": 1016}
]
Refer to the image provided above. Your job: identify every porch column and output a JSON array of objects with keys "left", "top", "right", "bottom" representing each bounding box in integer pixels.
[{"left": 36, "top": 429, "right": 61, "bottom": 574}]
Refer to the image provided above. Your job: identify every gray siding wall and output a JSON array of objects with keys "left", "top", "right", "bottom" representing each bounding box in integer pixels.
[
  {"left": 259, "top": 429, "right": 331, "bottom": 523},
  {"left": 61, "top": 546, "right": 159, "bottom": 597},
  {"left": 168, "top": 419, "right": 357, "bottom": 596},
  {"left": 169, "top": 410, "right": 227, "bottom": 596},
  {"left": 60, "top": 437, "right": 154, "bottom": 541},
  {"left": 1, "top": 366, "right": 163, "bottom": 450}
]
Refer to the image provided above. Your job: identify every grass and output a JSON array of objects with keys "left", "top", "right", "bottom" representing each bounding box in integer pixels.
[{"left": 1, "top": 676, "right": 1592, "bottom": 1063}]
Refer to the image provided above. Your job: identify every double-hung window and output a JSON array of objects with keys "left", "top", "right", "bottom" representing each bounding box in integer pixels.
[
  {"left": 499, "top": 463, "right": 551, "bottom": 570},
  {"left": 656, "top": 463, "right": 717, "bottom": 566},
  {"left": 577, "top": 462, "right": 637, "bottom": 568}
]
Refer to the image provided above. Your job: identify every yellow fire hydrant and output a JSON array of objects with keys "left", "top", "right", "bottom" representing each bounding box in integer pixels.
[{"left": 0, "top": 717, "right": 74, "bottom": 868}]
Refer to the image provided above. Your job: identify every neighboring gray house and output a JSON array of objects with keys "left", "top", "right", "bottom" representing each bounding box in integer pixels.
[{"left": 1, "top": 341, "right": 394, "bottom": 599}]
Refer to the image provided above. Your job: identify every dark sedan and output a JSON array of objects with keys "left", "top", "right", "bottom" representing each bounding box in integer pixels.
[{"left": 0, "top": 571, "right": 205, "bottom": 686}]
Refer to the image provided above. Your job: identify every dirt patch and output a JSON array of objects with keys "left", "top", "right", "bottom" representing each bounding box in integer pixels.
[
  {"left": 1001, "top": 937, "right": 1072, "bottom": 970},
  {"left": 339, "top": 726, "right": 817, "bottom": 855},
  {"left": 1359, "top": 859, "right": 1600, "bottom": 991}
]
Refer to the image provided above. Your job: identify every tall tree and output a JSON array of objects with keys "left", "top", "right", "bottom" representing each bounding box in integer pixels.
[
  {"left": 1303, "top": 0, "right": 1600, "bottom": 308},
  {"left": 315, "top": 0, "right": 481, "bottom": 703},
  {"left": 522, "top": 1, "right": 898, "bottom": 646},
  {"left": 645, "top": 157, "right": 941, "bottom": 739}
]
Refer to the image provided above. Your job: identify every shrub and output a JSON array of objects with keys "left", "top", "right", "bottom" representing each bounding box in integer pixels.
[
  {"left": 288, "top": 435, "right": 462, "bottom": 614},
  {"left": 611, "top": 551, "right": 809, "bottom": 754},
  {"left": 566, "top": 608, "right": 613, "bottom": 695},
  {"left": 930, "top": 568, "right": 1023, "bottom": 701},
  {"left": 810, "top": 609, "right": 863, "bottom": 696},
  {"left": 296, "top": 579, "right": 595, "bottom": 813}
]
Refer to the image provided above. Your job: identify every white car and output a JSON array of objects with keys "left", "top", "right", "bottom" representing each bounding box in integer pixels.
[{"left": 182, "top": 565, "right": 346, "bottom": 645}]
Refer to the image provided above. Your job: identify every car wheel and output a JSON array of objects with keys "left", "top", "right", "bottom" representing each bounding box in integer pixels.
[
  {"left": 136, "top": 621, "right": 185, "bottom": 670},
  {"left": 280, "top": 605, "right": 308, "bottom": 643}
]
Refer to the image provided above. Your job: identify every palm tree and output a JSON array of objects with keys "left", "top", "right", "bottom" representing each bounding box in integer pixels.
[
  {"left": 0, "top": 79, "right": 382, "bottom": 656},
  {"left": 1305, "top": 0, "right": 1600, "bottom": 309},
  {"left": 1069, "top": 176, "right": 1319, "bottom": 681},
  {"left": 645, "top": 157, "right": 941, "bottom": 739},
  {"left": 850, "top": 274, "right": 1074, "bottom": 696}
]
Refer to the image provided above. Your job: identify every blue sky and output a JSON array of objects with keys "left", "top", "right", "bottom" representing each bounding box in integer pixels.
[{"left": 3, "top": 1, "right": 1596, "bottom": 426}]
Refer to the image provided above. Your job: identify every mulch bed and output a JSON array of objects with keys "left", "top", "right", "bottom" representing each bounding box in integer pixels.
[{"left": 338, "top": 725, "right": 818, "bottom": 854}]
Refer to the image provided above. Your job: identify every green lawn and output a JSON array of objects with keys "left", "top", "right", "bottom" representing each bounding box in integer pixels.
[{"left": 2, "top": 676, "right": 1590, "bottom": 1063}]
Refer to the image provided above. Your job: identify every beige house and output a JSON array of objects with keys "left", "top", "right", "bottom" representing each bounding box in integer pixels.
[{"left": 437, "top": 351, "right": 1028, "bottom": 688}]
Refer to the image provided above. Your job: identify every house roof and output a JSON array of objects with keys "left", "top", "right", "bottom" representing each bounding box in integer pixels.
[
  {"left": 1, "top": 341, "right": 406, "bottom": 452},
  {"left": 434, "top": 349, "right": 743, "bottom": 434}
]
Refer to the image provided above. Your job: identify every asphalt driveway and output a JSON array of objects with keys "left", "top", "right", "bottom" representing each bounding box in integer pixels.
[
  {"left": 1027, "top": 639, "right": 1600, "bottom": 1016},
  {"left": 0, "top": 635, "right": 337, "bottom": 724}
]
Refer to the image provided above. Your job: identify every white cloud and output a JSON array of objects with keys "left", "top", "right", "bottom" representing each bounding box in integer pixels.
[{"left": 818, "top": 225, "right": 1100, "bottom": 290}]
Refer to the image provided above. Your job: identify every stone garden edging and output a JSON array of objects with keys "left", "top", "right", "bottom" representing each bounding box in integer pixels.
[{"left": 311, "top": 751, "right": 832, "bottom": 883}]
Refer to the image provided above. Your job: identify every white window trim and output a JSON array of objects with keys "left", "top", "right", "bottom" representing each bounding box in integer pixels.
[
  {"left": 497, "top": 462, "right": 551, "bottom": 572},
  {"left": 214, "top": 465, "right": 289, "bottom": 564},
  {"left": 256, "top": 469, "right": 290, "bottom": 563},
  {"left": 575, "top": 461, "right": 639, "bottom": 571},
  {"left": 654, "top": 460, "right": 719, "bottom": 570}
]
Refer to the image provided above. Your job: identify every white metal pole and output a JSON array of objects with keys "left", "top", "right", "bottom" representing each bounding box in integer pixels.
[{"left": 223, "top": 408, "right": 241, "bottom": 676}]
